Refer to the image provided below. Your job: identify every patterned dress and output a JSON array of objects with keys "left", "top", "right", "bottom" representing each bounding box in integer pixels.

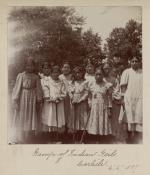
[
  {"left": 42, "top": 78, "right": 66, "bottom": 132},
  {"left": 87, "top": 81, "right": 112, "bottom": 135},
  {"left": 11, "top": 72, "right": 43, "bottom": 142},
  {"left": 68, "top": 80, "right": 89, "bottom": 132},
  {"left": 120, "top": 68, "right": 142, "bottom": 132}
]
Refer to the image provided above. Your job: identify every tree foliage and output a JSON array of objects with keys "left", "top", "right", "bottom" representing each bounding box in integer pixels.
[
  {"left": 82, "top": 29, "right": 104, "bottom": 66},
  {"left": 106, "top": 19, "right": 142, "bottom": 64},
  {"left": 9, "top": 7, "right": 85, "bottom": 69}
]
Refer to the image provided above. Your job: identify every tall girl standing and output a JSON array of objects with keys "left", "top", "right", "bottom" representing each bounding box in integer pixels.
[
  {"left": 68, "top": 66, "right": 89, "bottom": 142},
  {"left": 102, "top": 62, "right": 127, "bottom": 143},
  {"left": 11, "top": 58, "right": 43, "bottom": 144},
  {"left": 120, "top": 57, "right": 142, "bottom": 143},
  {"left": 59, "top": 62, "right": 72, "bottom": 136}
]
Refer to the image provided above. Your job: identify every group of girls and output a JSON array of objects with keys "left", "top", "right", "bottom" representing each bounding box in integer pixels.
[{"left": 10, "top": 56, "right": 142, "bottom": 144}]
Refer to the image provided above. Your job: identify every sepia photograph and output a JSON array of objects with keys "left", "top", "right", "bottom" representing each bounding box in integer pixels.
[{"left": 8, "top": 6, "right": 142, "bottom": 145}]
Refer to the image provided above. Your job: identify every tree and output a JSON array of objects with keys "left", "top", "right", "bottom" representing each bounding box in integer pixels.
[
  {"left": 82, "top": 29, "right": 104, "bottom": 66},
  {"left": 125, "top": 19, "right": 142, "bottom": 60},
  {"left": 8, "top": 6, "right": 85, "bottom": 73},
  {"left": 106, "top": 19, "right": 142, "bottom": 65}
]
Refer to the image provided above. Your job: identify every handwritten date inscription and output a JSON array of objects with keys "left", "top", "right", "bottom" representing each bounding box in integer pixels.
[{"left": 33, "top": 148, "right": 139, "bottom": 173}]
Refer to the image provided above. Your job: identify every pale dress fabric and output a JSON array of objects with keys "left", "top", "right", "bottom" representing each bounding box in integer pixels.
[
  {"left": 68, "top": 80, "right": 89, "bottom": 132},
  {"left": 120, "top": 68, "right": 142, "bottom": 132},
  {"left": 59, "top": 74, "right": 72, "bottom": 126},
  {"left": 85, "top": 73, "right": 95, "bottom": 85},
  {"left": 87, "top": 81, "right": 112, "bottom": 135},
  {"left": 85, "top": 73, "right": 95, "bottom": 107},
  {"left": 41, "top": 75, "right": 52, "bottom": 132},
  {"left": 42, "top": 78, "right": 66, "bottom": 132},
  {"left": 11, "top": 72, "right": 43, "bottom": 142}
]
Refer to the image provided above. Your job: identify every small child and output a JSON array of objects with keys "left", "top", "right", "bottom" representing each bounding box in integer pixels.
[
  {"left": 42, "top": 65, "right": 66, "bottom": 143},
  {"left": 87, "top": 67, "right": 112, "bottom": 143},
  {"left": 11, "top": 58, "right": 43, "bottom": 144},
  {"left": 68, "top": 66, "right": 89, "bottom": 143}
]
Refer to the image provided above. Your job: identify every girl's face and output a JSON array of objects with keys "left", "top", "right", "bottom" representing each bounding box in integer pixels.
[
  {"left": 26, "top": 64, "right": 34, "bottom": 73},
  {"left": 131, "top": 57, "right": 139, "bottom": 70},
  {"left": 103, "top": 64, "right": 110, "bottom": 76},
  {"left": 62, "top": 64, "right": 71, "bottom": 75},
  {"left": 86, "top": 65, "right": 94, "bottom": 74},
  {"left": 75, "top": 71, "right": 83, "bottom": 80},
  {"left": 43, "top": 67, "right": 50, "bottom": 76},
  {"left": 110, "top": 68, "right": 117, "bottom": 77},
  {"left": 95, "top": 69, "right": 103, "bottom": 83},
  {"left": 51, "top": 71, "right": 60, "bottom": 80}
]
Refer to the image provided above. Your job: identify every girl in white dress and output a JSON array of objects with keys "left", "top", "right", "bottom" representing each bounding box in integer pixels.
[
  {"left": 120, "top": 57, "right": 142, "bottom": 143},
  {"left": 42, "top": 65, "right": 67, "bottom": 143},
  {"left": 87, "top": 67, "right": 112, "bottom": 143},
  {"left": 68, "top": 66, "right": 89, "bottom": 142}
]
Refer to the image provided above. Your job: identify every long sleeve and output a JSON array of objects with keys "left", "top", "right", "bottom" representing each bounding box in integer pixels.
[
  {"left": 36, "top": 76, "right": 43, "bottom": 102},
  {"left": 106, "top": 86, "right": 112, "bottom": 108},
  {"left": 80, "top": 82, "right": 89, "bottom": 102},
  {"left": 60, "top": 82, "right": 67, "bottom": 98},
  {"left": 120, "top": 69, "right": 129, "bottom": 86},
  {"left": 12, "top": 73, "right": 23, "bottom": 102},
  {"left": 112, "top": 78, "right": 121, "bottom": 100},
  {"left": 120, "top": 69, "right": 129, "bottom": 94},
  {"left": 68, "top": 82, "right": 75, "bottom": 100}
]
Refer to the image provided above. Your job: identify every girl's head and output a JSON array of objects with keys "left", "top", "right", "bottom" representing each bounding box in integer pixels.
[
  {"left": 62, "top": 62, "right": 71, "bottom": 75},
  {"left": 102, "top": 63, "right": 111, "bottom": 76},
  {"left": 42, "top": 61, "right": 51, "bottom": 76},
  {"left": 86, "top": 63, "right": 95, "bottom": 75},
  {"left": 110, "top": 67, "right": 117, "bottom": 78},
  {"left": 25, "top": 58, "right": 35, "bottom": 73},
  {"left": 95, "top": 67, "right": 104, "bottom": 83},
  {"left": 51, "top": 65, "right": 61, "bottom": 80},
  {"left": 73, "top": 66, "right": 85, "bottom": 81},
  {"left": 130, "top": 57, "right": 140, "bottom": 70}
]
